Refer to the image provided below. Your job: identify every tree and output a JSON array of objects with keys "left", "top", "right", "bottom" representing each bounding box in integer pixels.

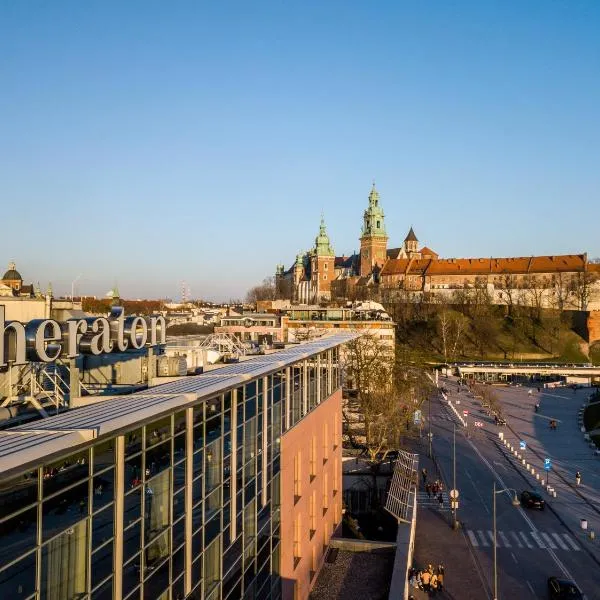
[
  {"left": 245, "top": 277, "right": 277, "bottom": 303},
  {"left": 569, "top": 272, "right": 600, "bottom": 311}
]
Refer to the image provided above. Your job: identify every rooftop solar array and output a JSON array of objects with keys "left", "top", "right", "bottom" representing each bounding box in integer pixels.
[{"left": 0, "top": 333, "right": 357, "bottom": 475}]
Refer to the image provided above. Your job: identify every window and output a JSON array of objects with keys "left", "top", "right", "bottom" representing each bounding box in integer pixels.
[
  {"left": 309, "top": 437, "right": 317, "bottom": 481},
  {"left": 333, "top": 414, "right": 339, "bottom": 449},
  {"left": 322, "top": 474, "right": 329, "bottom": 515},
  {"left": 323, "top": 274, "right": 327, "bottom": 280},
  {"left": 293, "top": 515, "right": 302, "bottom": 568},
  {"left": 309, "top": 491, "right": 316, "bottom": 538},
  {"left": 322, "top": 423, "right": 329, "bottom": 464}
]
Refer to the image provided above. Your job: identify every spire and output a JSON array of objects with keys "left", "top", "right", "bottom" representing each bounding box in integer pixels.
[
  {"left": 361, "top": 182, "right": 387, "bottom": 238},
  {"left": 404, "top": 226, "right": 418, "bottom": 242},
  {"left": 314, "top": 215, "right": 335, "bottom": 256},
  {"left": 368, "top": 181, "right": 379, "bottom": 207}
]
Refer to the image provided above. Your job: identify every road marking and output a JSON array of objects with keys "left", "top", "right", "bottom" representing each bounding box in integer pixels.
[
  {"left": 530, "top": 530, "right": 546, "bottom": 548},
  {"left": 477, "top": 530, "right": 489, "bottom": 547},
  {"left": 563, "top": 534, "right": 580, "bottom": 551},
  {"left": 467, "top": 530, "right": 479, "bottom": 547},
  {"left": 499, "top": 531, "right": 511, "bottom": 547},
  {"left": 487, "top": 531, "right": 495, "bottom": 546},
  {"left": 541, "top": 532, "right": 558, "bottom": 549},
  {"left": 551, "top": 533, "right": 569, "bottom": 551},
  {"left": 493, "top": 460, "right": 507, "bottom": 471},
  {"left": 511, "top": 551, "right": 518, "bottom": 564},
  {"left": 526, "top": 580, "right": 535, "bottom": 596},
  {"left": 519, "top": 531, "right": 534, "bottom": 549},
  {"left": 510, "top": 531, "right": 523, "bottom": 548}
]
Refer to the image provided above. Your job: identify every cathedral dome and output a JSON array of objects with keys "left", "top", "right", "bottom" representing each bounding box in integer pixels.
[{"left": 2, "top": 262, "right": 22, "bottom": 281}]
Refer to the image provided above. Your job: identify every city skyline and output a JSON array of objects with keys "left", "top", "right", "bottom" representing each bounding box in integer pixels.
[{"left": 2, "top": 1, "right": 599, "bottom": 300}]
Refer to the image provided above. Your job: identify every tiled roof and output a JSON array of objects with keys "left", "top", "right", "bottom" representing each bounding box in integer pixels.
[
  {"left": 419, "top": 246, "right": 438, "bottom": 258},
  {"left": 386, "top": 248, "right": 402, "bottom": 259}
]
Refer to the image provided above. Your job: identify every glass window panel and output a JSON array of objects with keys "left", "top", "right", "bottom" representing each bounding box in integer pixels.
[
  {"left": 223, "top": 410, "right": 232, "bottom": 435},
  {"left": 144, "top": 470, "right": 171, "bottom": 546},
  {"left": 0, "top": 505, "right": 37, "bottom": 569},
  {"left": 43, "top": 449, "right": 89, "bottom": 497},
  {"left": 205, "top": 440, "right": 222, "bottom": 493},
  {"left": 144, "top": 560, "right": 170, "bottom": 600},
  {"left": 0, "top": 470, "right": 38, "bottom": 520},
  {"left": 224, "top": 391, "right": 232, "bottom": 411},
  {"left": 144, "top": 529, "right": 170, "bottom": 572},
  {"left": 125, "top": 428, "right": 143, "bottom": 458},
  {"left": 244, "top": 418, "right": 256, "bottom": 464},
  {"left": 204, "top": 537, "right": 221, "bottom": 594},
  {"left": 174, "top": 458, "right": 186, "bottom": 493},
  {"left": 93, "top": 468, "right": 114, "bottom": 512},
  {"left": 91, "top": 575, "right": 113, "bottom": 600},
  {"left": 122, "top": 556, "right": 141, "bottom": 597},
  {"left": 145, "top": 416, "right": 172, "bottom": 447},
  {"left": 41, "top": 519, "right": 88, "bottom": 600},
  {"left": 92, "top": 505, "right": 114, "bottom": 550},
  {"left": 173, "top": 488, "right": 185, "bottom": 522},
  {"left": 192, "top": 474, "right": 203, "bottom": 507},
  {"left": 144, "top": 439, "right": 171, "bottom": 479},
  {"left": 93, "top": 439, "right": 115, "bottom": 473},
  {"left": 205, "top": 514, "right": 221, "bottom": 547},
  {"left": 123, "top": 521, "right": 141, "bottom": 564},
  {"left": 42, "top": 482, "right": 89, "bottom": 542},
  {"left": 174, "top": 411, "right": 186, "bottom": 436},
  {"left": 125, "top": 455, "right": 143, "bottom": 490},
  {"left": 206, "top": 415, "right": 221, "bottom": 443},
  {"left": 173, "top": 543, "right": 185, "bottom": 582},
  {"left": 193, "top": 448, "right": 203, "bottom": 478},
  {"left": 192, "top": 527, "right": 202, "bottom": 560},
  {"left": 0, "top": 550, "right": 36, "bottom": 599},
  {"left": 205, "top": 488, "right": 221, "bottom": 521},
  {"left": 124, "top": 488, "right": 142, "bottom": 526},
  {"left": 172, "top": 574, "right": 185, "bottom": 600},
  {"left": 174, "top": 433, "right": 186, "bottom": 465},
  {"left": 92, "top": 540, "right": 113, "bottom": 589},
  {"left": 173, "top": 515, "right": 185, "bottom": 550},
  {"left": 223, "top": 432, "right": 232, "bottom": 458}
]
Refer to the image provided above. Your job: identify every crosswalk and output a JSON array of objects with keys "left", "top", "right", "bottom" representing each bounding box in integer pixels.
[
  {"left": 417, "top": 491, "right": 451, "bottom": 511},
  {"left": 466, "top": 529, "right": 581, "bottom": 552}
]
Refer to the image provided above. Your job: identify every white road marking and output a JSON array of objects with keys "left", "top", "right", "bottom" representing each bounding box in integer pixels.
[
  {"left": 530, "top": 531, "right": 546, "bottom": 548},
  {"left": 519, "top": 531, "right": 534, "bottom": 549},
  {"left": 511, "top": 551, "right": 518, "bottom": 564},
  {"left": 487, "top": 531, "right": 495, "bottom": 546},
  {"left": 541, "top": 532, "right": 558, "bottom": 549},
  {"left": 552, "top": 533, "right": 569, "bottom": 550},
  {"left": 510, "top": 531, "right": 523, "bottom": 548},
  {"left": 477, "top": 530, "right": 489, "bottom": 547},
  {"left": 563, "top": 534, "right": 580, "bottom": 551},
  {"left": 467, "top": 530, "right": 479, "bottom": 547},
  {"left": 526, "top": 580, "right": 536, "bottom": 596},
  {"left": 499, "top": 531, "right": 511, "bottom": 547}
]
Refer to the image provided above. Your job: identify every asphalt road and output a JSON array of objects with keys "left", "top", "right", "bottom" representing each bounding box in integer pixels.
[{"left": 427, "top": 379, "right": 600, "bottom": 600}]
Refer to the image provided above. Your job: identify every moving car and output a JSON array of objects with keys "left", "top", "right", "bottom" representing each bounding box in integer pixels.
[
  {"left": 547, "top": 577, "right": 584, "bottom": 599},
  {"left": 521, "top": 490, "right": 545, "bottom": 510}
]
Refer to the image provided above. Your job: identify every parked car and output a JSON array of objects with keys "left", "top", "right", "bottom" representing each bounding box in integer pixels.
[
  {"left": 547, "top": 577, "right": 584, "bottom": 599},
  {"left": 521, "top": 490, "right": 545, "bottom": 510}
]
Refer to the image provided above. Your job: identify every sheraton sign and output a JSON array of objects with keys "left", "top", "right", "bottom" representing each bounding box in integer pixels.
[{"left": 0, "top": 306, "right": 166, "bottom": 367}]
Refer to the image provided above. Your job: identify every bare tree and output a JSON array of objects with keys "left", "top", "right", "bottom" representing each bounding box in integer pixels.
[
  {"left": 246, "top": 277, "right": 277, "bottom": 303},
  {"left": 569, "top": 272, "right": 600, "bottom": 311}
]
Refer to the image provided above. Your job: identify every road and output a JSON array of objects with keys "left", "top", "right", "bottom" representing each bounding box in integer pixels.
[{"left": 428, "top": 379, "right": 600, "bottom": 600}]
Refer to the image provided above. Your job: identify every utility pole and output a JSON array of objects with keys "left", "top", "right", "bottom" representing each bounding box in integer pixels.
[
  {"left": 452, "top": 422, "right": 458, "bottom": 529},
  {"left": 493, "top": 480, "right": 498, "bottom": 600},
  {"left": 428, "top": 393, "right": 432, "bottom": 458}
]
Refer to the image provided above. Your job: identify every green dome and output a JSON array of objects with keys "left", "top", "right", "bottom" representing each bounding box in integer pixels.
[{"left": 2, "top": 262, "right": 22, "bottom": 281}]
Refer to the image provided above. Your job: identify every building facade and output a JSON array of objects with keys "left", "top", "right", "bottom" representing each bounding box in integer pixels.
[{"left": 0, "top": 334, "right": 353, "bottom": 600}]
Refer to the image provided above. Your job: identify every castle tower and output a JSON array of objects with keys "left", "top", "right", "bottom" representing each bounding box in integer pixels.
[
  {"left": 359, "top": 183, "right": 388, "bottom": 276},
  {"left": 403, "top": 227, "right": 419, "bottom": 257},
  {"left": 310, "top": 215, "right": 335, "bottom": 300}
]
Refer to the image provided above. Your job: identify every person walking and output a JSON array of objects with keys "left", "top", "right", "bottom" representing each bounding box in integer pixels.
[
  {"left": 422, "top": 468, "right": 428, "bottom": 485},
  {"left": 438, "top": 492, "right": 444, "bottom": 508},
  {"left": 430, "top": 572, "right": 439, "bottom": 594},
  {"left": 437, "top": 567, "right": 444, "bottom": 592},
  {"left": 576, "top": 471, "right": 582, "bottom": 486},
  {"left": 425, "top": 482, "right": 432, "bottom": 499},
  {"left": 421, "top": 569, "right": 431, "bottom": 592}
]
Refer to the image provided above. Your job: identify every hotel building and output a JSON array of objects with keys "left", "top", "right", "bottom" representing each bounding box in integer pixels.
[{"left": 0, "top": 334, "right": 354, "bottom": 600}]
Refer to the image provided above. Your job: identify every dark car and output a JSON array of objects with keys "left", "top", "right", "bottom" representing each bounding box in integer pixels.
[
  {"left": 547, "top": 577, "right": 584, "bottom": 599},
  {"left": 521, "top": 490, "right": 545, "bottom": 510},
  {"left": 494, "top": 415, "right": 507, "bottom": 426}
]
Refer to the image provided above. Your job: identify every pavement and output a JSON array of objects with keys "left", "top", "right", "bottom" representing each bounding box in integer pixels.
[{"left": 408, "top": 443, "right": 490, "bottom": 600}]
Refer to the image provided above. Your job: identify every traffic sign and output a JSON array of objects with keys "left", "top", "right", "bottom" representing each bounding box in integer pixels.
[
  {"left": 413, "top": 409, "right": 422, "bottom": 425},
  {"left": 449, "top": 489, "right": 459, "bottom": 499},
  {"left": 474, "top": 421, "right": 484, "bottom": 427},
  {"left": 544, "top": 458, "right": 552, "bottom": 471},
  {"left": 520, "top": 441, "right": 526, "bottom": 450}
]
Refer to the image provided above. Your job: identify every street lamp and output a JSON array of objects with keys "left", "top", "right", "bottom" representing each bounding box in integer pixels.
[
  {"left": 451, "top": 423, "right": 458, "bottom": 529},
  {"left": 493, "top": 482, "right": 520, "bottom": 600}
]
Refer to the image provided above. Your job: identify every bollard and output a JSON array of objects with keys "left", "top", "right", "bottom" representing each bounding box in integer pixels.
[
  {"left": 522, "top": 459, "right": 526, "bottom": 465},
  {"left": 536, "top": 473, "right": 540, "bottom": 480},
  {"left": 590, "top": 531, "right": 595, "bottom": 540},
  {"left": 553, "top": 490, "right": 557, "bottom": 498}
]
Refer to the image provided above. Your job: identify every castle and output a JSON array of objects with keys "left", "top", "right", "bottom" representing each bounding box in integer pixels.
[{"left": 275, "top": 184, "right": 600, "bottom": 312}]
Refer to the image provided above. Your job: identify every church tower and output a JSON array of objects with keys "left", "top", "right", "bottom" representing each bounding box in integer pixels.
[
  {"left": 310, "top": 215, "right": 335, "bottom": 300},
  {"left": 403, "top": 227, "right": 419, "bottom": 258},
  {"left": 359, "top": 183, "right": 388, "bottom": 276}
]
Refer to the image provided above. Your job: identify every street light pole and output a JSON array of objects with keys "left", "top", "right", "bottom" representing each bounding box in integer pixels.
[
  {"left": 452, "top": 422, "right": 458, "bottom": 529},
  {"left": 428, "top": 393, "right": 432, "bottom": 458}
]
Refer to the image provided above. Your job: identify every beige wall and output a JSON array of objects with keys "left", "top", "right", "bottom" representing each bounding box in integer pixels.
[{"left": 279, "top": 389, "right": 343, "bottom": 600}]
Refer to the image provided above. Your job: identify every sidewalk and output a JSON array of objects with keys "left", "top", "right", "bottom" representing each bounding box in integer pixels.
[{"left": 407, "top": 448, "right": 490, "bottom": 599}]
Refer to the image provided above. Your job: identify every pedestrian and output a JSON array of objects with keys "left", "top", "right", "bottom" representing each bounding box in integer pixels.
[
  {"left": 576, "top": 471, "right": 581, "bottom": 486},
  {"left": 430, "top": 572, "right": 439, "bottom": 594},
  {"left": 437, "top": 568, "right": 444, "bottom": 591},
  {"left": 426, "top": 483, "right": 432, "bottom": 499},
  {"left": 421, "top": 569, "right": 431, "bottom": 592},
  {"left": 422, "top": 468, "right": 428, "bottom": 484},
  {"left": 437, "top": 563, "right": 445, "bottom": 576},
  {"left": 438, "top": 492, "right": 444, "bottom": 508}
]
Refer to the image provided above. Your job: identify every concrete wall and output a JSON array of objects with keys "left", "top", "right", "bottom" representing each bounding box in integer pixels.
[{"left": 280, "top": 389, "right": 343, "bottom": 600}]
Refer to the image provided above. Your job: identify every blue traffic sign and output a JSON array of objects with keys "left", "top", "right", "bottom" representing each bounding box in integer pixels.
[
  {"left": 544, "top": 458, "right": 552, "bottom": 471},
  {"left": 520, "top": 441, "right": 526, "bottom": 450}
]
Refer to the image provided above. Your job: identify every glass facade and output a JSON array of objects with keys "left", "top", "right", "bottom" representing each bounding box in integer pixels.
[{"left": 0, "top": 349, "right": 342, "bottom": 600}]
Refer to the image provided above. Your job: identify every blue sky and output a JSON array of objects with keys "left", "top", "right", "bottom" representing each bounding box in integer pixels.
[{"left": 1, "top": 1, "right": 599, "bottom": 301}]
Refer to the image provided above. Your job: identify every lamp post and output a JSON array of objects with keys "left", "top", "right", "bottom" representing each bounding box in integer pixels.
[
  {"left": 452, "top": 422, "right": 458, "bottom": 529},
  {"left": 493, "top": 482, "right": 520, "bottom": 599},
  {"left": 428, "top": 393, "right": 432, "bottom": 458},
  {"left": 71, "top": 274, "right": 82, "bottom": 302}
]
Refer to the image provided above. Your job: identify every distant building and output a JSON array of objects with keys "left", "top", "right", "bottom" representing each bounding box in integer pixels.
[
  {"left": 275, "top": 184, "right": 600, "bottom": 312},
  {"left": 0, "top": 261, "right": 35, "bottom": 297}
]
